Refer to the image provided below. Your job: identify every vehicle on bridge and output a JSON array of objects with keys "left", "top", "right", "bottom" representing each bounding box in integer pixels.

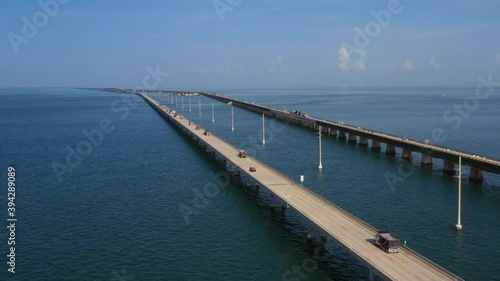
[
  {"left": 238, "top": 150, "right": 247, "bottom": 158},
  {"left": 249, "top": 166, "right": 256, "bottom": 172},
  {"left": 374, "top": 230, "right": 401, "bottom": 253}
]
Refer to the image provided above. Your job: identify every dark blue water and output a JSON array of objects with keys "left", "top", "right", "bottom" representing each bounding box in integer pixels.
[{"left": 1, "top": 87, "right": 499, "bottom": 280}]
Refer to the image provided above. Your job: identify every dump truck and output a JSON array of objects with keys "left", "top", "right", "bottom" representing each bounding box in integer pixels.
[
  {"left": 238, "top": 150, "right": 247, "bottom": 158},
  {"left": 374, "top": 230, "right": 401, "bottom": 253}
]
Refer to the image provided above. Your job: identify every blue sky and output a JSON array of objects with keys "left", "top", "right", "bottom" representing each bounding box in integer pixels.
[{"left": 1, "top": 0, "right": 499, "bottom": 90}]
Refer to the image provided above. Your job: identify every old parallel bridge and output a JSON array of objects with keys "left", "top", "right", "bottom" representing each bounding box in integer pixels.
[{"left": 201, "top": 92, "right": 500, "bottom": 183}]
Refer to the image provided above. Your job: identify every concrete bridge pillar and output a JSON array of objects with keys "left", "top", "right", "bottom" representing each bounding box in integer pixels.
[
  {"left": 402, "top": 149, "right": 413, "bottom": 160},
  {"left": 443, "top": 161, "right": 456, "bottom": 175},
  {"left": 322, "top": 127, "right": 329, "bottom": 134},
  {"left": 306, "top": 222, "right": 328, "bottom": 240},
  {"left": 421, "top": 154, "right": 433, "bottom": 166},
  {"left": 329, "top": 129, "right": 337, "bottom": 137},
  {"left": 270, "top": 193, "right": 288, "bottom": 209},
  {"left": 307, "top": 223, "right": 313, "bottom": 239},
  {"left": 338, "top": 131, "right": 346, "bottom": 140},
  {"left": 348, "top": 134, "right": 357, "bottom": 143},
  {"left": 385, "top": 144, "right": 396, "bottom": 156},
  {"left": 371, "top": 140, "right": 381, "bottom": 151},
  {"left": 359, "top": 137, "right": 368, "bottom": 146},
  {"left": 469, "top": 167, "right": 484, "bottom": 183}
]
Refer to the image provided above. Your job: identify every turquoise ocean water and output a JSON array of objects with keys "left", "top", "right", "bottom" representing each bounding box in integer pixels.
[{"left": 0, "top": 87, "right": 499, "bottom": 280}]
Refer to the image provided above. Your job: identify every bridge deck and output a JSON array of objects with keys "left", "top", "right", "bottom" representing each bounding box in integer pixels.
[
  {"left": 201, "top": 92, "right": 500, "bottom": 175},
  {"left": 141, "top": 94, "right": 462, "bottom": 281}
]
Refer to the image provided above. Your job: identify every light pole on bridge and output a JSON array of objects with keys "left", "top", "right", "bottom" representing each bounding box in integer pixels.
[
  {"left": 231, "top": 103, "right": 234, "bottom": 131},
  {"left": 226, "top": 101, "right": 234, "bottom": 131},
  {"left": 456, "top": 156, "right": 463, "bottom": 231},
  {"left": 262, "top": 113, "right": 266, "bottom": 145},
  {"left": 212, "top": 103, "right": 215, "bottom": 123},
  {"left": 318, "top": 125, "right": 323, "bottom": 170}
]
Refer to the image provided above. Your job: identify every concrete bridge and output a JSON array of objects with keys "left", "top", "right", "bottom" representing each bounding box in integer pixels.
[
  {"left": 127, "top": 89, "right": 200, "bottom": 96},
  {"left": 201, "top": 92, "right": 500, "bottom": 183},
  {"left": 140, "top": 93, "right": 463, "bottom": 281}
]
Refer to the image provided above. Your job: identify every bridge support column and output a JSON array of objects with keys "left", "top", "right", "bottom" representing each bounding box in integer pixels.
[
  {"left": 443, "top": 161, "right": 456, "bottom": 175},
  {"left": 338, "top": 131, "right": 346, "bottom": 140},
  {"left": 469, "top": 167, "right": 484, "bottom": 183},
  {"left": 306, "top": 222, "right": 328, "bottom": 240},
  {"left": 359, "top": 137, "right": 368, "bottom": 146},
  {"left": 421, "top": 154, "right": 433, "bottom": 166},
  {"left": 348, "top": 134, "right": 357, "bottom": 143},
  {"left": 402, "top": 149, "right": 413, "bottom": 160},
  {"left": 307, "top": 223, "right": 313, "bottom": 239},
  {"left": 371, "top": 140, "right": 381, "bottom": 151},
  {"left": 385, "top": 144, "right": 396, "bottom": 156},
  {"left": 270, "top": 193, "right": 288, "bottom": 209},
  {"left": 329, "top": 129, "right": 337, "bottom": 136}
]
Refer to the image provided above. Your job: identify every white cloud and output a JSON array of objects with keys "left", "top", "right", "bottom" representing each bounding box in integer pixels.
[
  {"left": 268, "top": 56, "right": 286, "bottom": 72},
  {"left": 429, "top": 57, "right": 447, "bottom": 71},
  {"left": 337, "top": 47, "right": 350, "bottom": 71},
  {"left": 337, "top": 47, "right": 366, "bottom": 71},
  {"left": 352, "top": 49, "right": 367, "bottom": 71},
  {"left": 401, "top": 60, "right": 413, "bottom": 71}
]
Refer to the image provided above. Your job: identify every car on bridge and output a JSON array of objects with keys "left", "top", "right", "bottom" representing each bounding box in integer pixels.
[
  {"left": 249, "top": 166, "right": 256, "bottom": 172},
  {"left": 374, "top": 230, "right": 401, "bottom": 253},
  {"left": 238, "top": 150, "right": 247, "bottom": 158}
]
